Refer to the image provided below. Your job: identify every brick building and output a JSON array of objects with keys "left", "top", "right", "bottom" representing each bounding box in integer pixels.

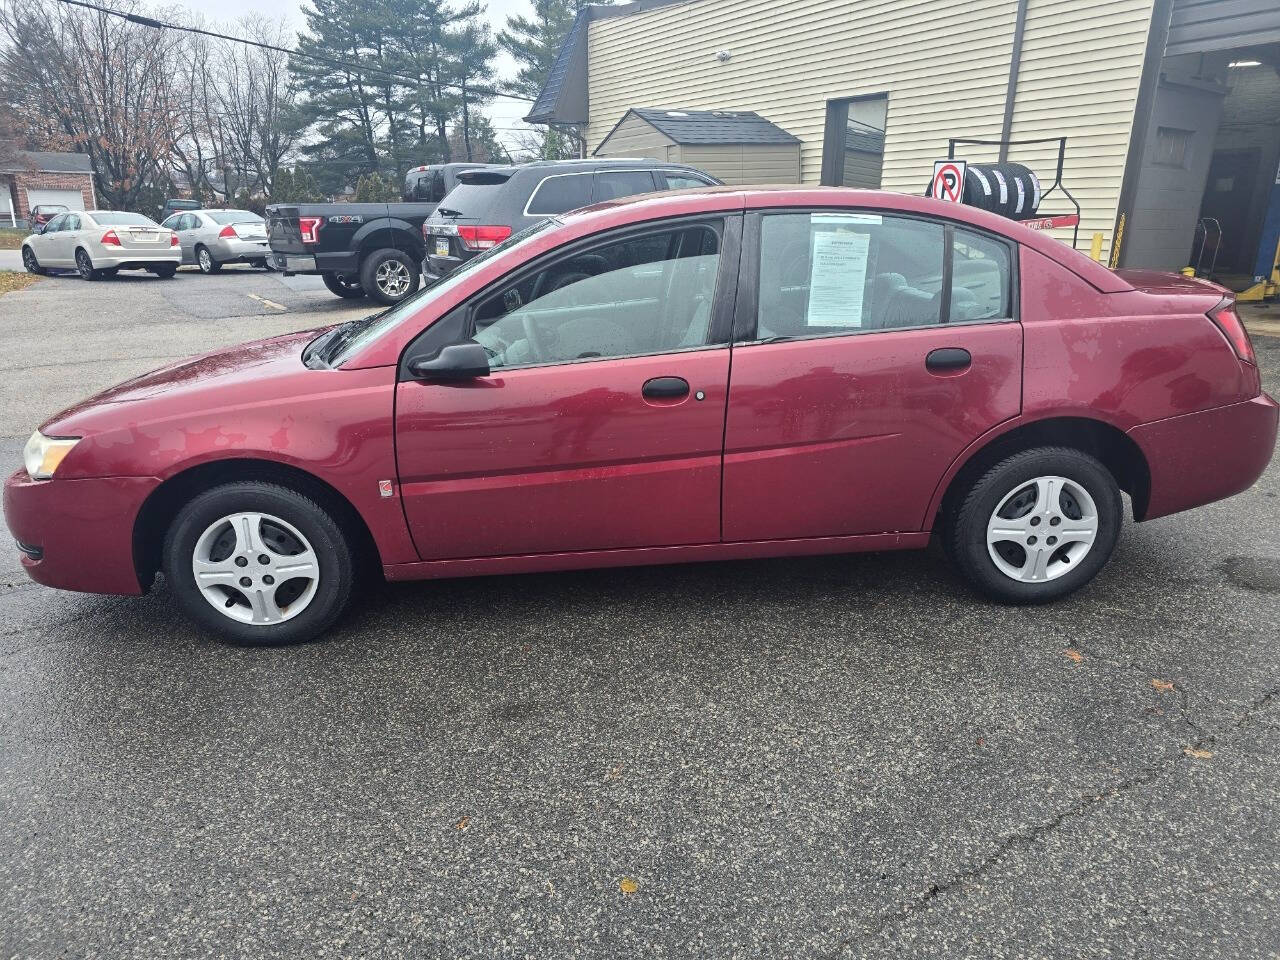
[{"left": 1, "top": 149, "right": 96, "bottom": 227}]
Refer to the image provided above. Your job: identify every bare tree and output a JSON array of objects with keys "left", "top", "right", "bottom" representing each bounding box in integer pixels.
[
  {"left": 0, "top": 0, "right": 183, "bottom": 208},
  {"left": 215, "top": 15, "right": 302, "bottom": 196}
]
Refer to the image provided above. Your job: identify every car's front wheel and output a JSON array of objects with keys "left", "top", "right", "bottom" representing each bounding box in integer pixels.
[
  {"left": 163, "top": 481, "right": 355, "bottom": 645},
  {"left": 360, "top": 247, "right": 420, "bottom": 305},
  {"left": 322, "top": 271, "right": 365, "bottom": 299},
  {"left": 21, "top": 246, "right": 44, "bottom": 275},
  {"left": 944, "top": 446, "right": 1121, "bottom": 603}
]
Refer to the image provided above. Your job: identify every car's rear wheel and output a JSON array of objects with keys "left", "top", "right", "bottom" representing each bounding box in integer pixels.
[
  {"left": 21, "top": 246, "right": 44, "bottom": 275},
  {"left": 944, "top": 446, "right": 1121, "bottom": 603},
  {"left": 162, "top": 481, "right": 355, "bottom": 645},
  {"left": 75, "top": 248, "right": 100, "bottom": 281},
  {"left": 196, "top": 245, "right": 222, "bottom": 274},
  {"left": 360, "top": 247, "right": 419, "bottom": 305},
  {"left": 322, "top": 271, "right": 365, "bottom": 298}
]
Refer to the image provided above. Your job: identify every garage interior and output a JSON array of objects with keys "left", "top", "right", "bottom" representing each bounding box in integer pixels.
[{"left": 1124, "top": 3, "right": 1280, "bottom": 299}]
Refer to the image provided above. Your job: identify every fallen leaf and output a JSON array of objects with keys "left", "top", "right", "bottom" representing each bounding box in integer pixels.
[
  {"left": 455, "top": 816, "right": 470, "bottom": 830},
  {"left": 619, "top": 877, "right": 638, "bottom": 895},
  {"left": 976, "top": 737, "right": 986, "bottom": 747},
  {"left": 1183, "top": 747, "right": 1213, "bottom": 759},
  {"left": 1064, "top": 649, "right": 1084, "bottom": 663},
  {"left": 605, "top": 764, "right": 623, "bottom": 781},
  {"left": 1152, "top": 679, "right": 1174, "bottom": 692}
]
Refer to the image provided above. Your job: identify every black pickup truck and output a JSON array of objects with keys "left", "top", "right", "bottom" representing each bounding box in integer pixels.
[{"left": 267, "top": 163, "right": 491, "bottom": 305}]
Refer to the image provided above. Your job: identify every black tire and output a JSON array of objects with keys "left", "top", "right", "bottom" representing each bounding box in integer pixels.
[
  {"left": 102, "top": 267, "right": 119, "bottom": 278},
  {"left": 251, "top": 258, "right": 270, "bottom": 270},
  {"left": 152, "top": 265, "right": 178, "bottom": 279},
  {"left": 162, "top": 481, "right": 355, "bottom": 646},
  {"left": 21, "top": 245, "right": 45, "bottom": 275},
  {"left": 196, "top": 245, "right": 222, "bottom": 274},
  {"left": 75, "top": 248, "right": 99, "bottom": 281},
  {"left": 359, "top": 247, "right": 420, "bottom": 306},
  {"left": 322, "top": 271, "right": 365, "bottom": 299},
  {"left": 944, "top": 446, "right": 1122, "bottom": 604}
]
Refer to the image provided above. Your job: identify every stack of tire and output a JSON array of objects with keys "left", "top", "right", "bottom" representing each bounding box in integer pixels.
[{"left": 929, "top": 162, "right": 1042, "bottom": 221}]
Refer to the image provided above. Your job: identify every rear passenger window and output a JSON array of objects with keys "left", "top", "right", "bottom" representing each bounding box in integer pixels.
[
  {"left": 594, "top": 170, "right": 657, "bottom": 202},
  {"left": 662, "top": 174, "right": 712, "bottom": 190},
  {"left": 951, "top": 228, "right": 1012, "bottom": 320},
  {"left": 525, "top": 173, "right": 594, "bottom": 216},
  {"left": 755, "top": 212, "right": 944, "bottom": 339}
]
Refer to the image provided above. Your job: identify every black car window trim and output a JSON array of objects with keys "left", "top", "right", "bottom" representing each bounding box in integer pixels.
[
  {"left": 399, "top": 213, "right": 743, "bottom": 381},
  {"left": 521, "top": 171, "right": 596, "bottom": 218},
  {"left": 732, "top": 207, "right": 1018, "bottom": 345}
]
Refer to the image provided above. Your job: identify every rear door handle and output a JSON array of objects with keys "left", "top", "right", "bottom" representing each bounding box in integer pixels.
[
  {"left": 642, "top": 376, "right": 690, "bottom": 399},
  {"left": 925, "top": 348, "right": 972, "bottom": 373}
]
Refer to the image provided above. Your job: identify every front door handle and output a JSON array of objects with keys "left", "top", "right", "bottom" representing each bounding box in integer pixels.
[
  {"left": 642, "top": 376, "right": 690, "bottom": 399},
  {"left": 925, "top": 348, "right": 972, "bottom": 373}
]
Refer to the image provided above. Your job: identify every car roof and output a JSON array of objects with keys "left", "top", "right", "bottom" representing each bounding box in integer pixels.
[{"left": 476, "top": 158, "right": 709, "bottom": 177}]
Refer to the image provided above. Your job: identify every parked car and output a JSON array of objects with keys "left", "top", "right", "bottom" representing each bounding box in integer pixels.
[
  {"left": 160, "top": 198, "right": 202, "bottom": 221},
  {"left": 21, "top": 210, "right": 179, "bottom": 280},
  {"left": 160, "top": 208, "right": 271, "bottom": 273},
  {"left": 421, "top": 158, "right": 720, "bottom": 282},
  {"left": 403, "top": 162, "right": 490, "bottom": 202},
  {"left": 6, "top": 187, "right": 1276, "bottom": 645},
  {"left": 267, "top": 162, "right": 499, "bottom": 306},
  {"left": 29, "top": 203, "right": 69, "bottom": 229}
]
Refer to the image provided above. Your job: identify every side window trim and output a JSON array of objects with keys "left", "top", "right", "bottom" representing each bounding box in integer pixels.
[
  {"left": 522, "top": 172, "right": 595, "bottom": 218},
  {"left": 734, "top": 207, "right": 1018, "bottom": 344}
]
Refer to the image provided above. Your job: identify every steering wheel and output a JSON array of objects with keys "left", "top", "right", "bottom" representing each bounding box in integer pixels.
[{"left": 521, "top": 314, "right": 552, "bottom": 361}]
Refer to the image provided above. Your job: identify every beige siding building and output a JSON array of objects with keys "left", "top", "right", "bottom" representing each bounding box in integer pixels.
[{"left": 526, "top": 0, "right": 1280, "bottom": 281}]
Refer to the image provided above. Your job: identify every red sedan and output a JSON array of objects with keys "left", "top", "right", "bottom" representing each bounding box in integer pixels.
[{"left": 5, "top": 188, "right": 1276, "bottom": 644}]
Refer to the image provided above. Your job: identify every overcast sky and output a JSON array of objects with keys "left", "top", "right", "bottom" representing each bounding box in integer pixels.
[{"left": 168, "top": 0, "right": 539, "bottom": 150}]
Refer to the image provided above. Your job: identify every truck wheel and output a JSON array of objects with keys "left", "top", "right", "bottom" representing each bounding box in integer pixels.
[
  {"left": 322, "top": 271, "right": 365, "bottom": 299},
  {"left": 360, "top": 248, "right": 420, "bottom": 305}
]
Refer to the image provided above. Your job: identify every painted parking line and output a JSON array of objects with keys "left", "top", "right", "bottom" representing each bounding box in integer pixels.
[{"left": 247, "top": 292, "right": 287, "bottom": 312}]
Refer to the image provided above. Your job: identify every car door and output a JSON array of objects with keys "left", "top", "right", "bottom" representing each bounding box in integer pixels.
[
  {"left": 56, "top": 214, "right": 81, "bottom": 265},
  {"left": 161, "top": 214, "right": 186, "bottom": 263},
  {"left": 395, "top": 216, "right": 740, "bottom": 560},
  {"left": 30, "top": 213, "right": 65, "bottom": 265},
  {"left": 722, "top": 209, "right": 1023, "bottom": 541},
  {"left": 593, "top": 170, "right": 659, "bottom": 203},
  {"left": 179, "top": 213, "right": 202, "bottom": 262}
]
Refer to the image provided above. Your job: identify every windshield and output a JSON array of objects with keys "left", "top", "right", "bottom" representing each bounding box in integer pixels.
[
  {"left": 207, "top": 210, "right": 263, "bottom": 224},
  {"left": 322, "top": 217, "right": 561, "bottom": 367},
  {"left": 93, "top": 212, "right": 159, "bottom": 226}
]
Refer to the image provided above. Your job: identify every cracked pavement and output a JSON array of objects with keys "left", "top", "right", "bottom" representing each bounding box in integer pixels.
[{"left": 0, "top": 274, "right": 1277, "bottom": 958}]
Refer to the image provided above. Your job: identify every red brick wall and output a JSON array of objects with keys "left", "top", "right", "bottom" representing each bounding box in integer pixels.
[{"left": 10, "top": 171, "right": 96, "bottom": 221}]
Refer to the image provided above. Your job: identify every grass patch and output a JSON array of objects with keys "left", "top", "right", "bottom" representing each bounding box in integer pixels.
[
  {"left": 0, "top": 228, "right": 29, "bottom": 250},
  {"left": 0, "top": 271, "right": 40, "bottom": 295}
]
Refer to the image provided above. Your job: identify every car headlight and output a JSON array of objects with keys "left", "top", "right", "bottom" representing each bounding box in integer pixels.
[{"left": 23, "top": 431, "right": 80, "bottom": 479}]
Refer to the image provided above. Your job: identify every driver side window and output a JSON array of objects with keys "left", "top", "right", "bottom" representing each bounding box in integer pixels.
[{"left": 472, "top": 223, "right": 722, "bottom": 370}]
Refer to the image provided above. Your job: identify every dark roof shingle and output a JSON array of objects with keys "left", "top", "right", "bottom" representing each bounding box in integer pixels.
[
  {"left": 629, "top": 108, "right": 799, "bottom": 146},
  {"left": 0, "top": 149, "right": 93, "bottom": 174}
]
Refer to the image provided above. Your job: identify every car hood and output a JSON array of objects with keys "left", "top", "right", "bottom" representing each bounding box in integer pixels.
[{"left": 42, "top": 328, "right": 327, "bottom": 434}]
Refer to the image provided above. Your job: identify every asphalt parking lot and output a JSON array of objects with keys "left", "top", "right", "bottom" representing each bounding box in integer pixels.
[{"left": 1, "top": 268, "right": 1278, "bottom": 958}]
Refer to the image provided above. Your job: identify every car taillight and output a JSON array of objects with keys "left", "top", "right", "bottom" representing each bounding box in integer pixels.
[
  {"left": 457, "top": 225, "right": 511, "bottom": 251},
  {"left": 100, "top": 230, "right": 121, "bottom": 247},
  {"left": 1207, "top": 299, "right": 1256, "bottom": 365},
  {"left": 298, "top": 216, "right": 322, "bottom": 244},
  {"left": 218, "top": 225, "right": 237, "bottom": 239},
  {"left": 170, "top": 233, "right": 179, "bottom": 247}
]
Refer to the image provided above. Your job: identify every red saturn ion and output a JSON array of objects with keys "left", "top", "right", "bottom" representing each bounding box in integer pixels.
[{"left": 5, "top": 188, "right": 1277, "bottom": 644}]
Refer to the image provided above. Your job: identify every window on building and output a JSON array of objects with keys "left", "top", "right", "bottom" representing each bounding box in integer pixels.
[
  {"left": 821, "top": 94, "right": 888, "bottom": 188},
  {"left": 1152, "top": 127, "right": 1193, "bottom": 168}
]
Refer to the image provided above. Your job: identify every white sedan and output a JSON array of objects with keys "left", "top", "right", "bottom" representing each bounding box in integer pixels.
[{"left": 21, "top": 210, "right": 181, "bottom": 280}]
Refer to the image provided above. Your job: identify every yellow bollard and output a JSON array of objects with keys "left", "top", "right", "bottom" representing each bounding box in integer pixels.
[{"left": 1090, "top": 233, "right": 1103, "bottom": 262}]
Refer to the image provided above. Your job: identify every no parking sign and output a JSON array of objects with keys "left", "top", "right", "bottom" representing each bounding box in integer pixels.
[{"left": 931, "top": 160, "right": 967, "bottom": 204}]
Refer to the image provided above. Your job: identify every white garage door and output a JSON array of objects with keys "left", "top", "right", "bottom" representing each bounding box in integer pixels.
[{"left": 26, "top": 188, "right": 85, "bottom": 211}]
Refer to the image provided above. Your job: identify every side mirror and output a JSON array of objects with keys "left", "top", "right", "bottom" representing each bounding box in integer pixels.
[{"left": 407, "top": 340, "right": 490, "bottom": 381}]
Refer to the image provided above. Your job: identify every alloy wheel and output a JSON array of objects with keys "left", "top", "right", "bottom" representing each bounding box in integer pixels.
[
  {"left": 375, "top": 259, "right": 411, "bottom": 297},
  {"left": 22, "top": 247, "right": 37, "bottom": 273},
  {"left": 199, "top": 248, "right": 213, "bottom": 272},
  {"left": 986, "top": 475, "right": 1098, "bottom": 583},
  {"left": 191, "top": 511, "right": 321, "bottom": 625},
  {"left": 76, "top": 250, "right": 93, "bottom": 279}
]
